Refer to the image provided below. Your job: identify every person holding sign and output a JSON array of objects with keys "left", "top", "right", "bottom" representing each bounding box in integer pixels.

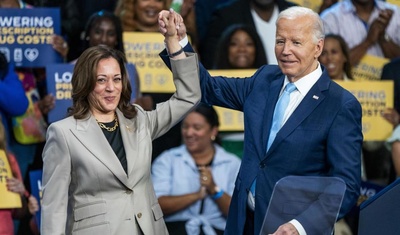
[
  {"left": 0, "top": 117, "right": 39, "bottom": 235},
  {"left": 2, "top": 0, "right": 70, "bottom": 184},
  {"left": 40, "top": 12, "right": 201, "bottom": 235},
  {"left": 159, "top": 6, "right": 363, "bottom": 235}
]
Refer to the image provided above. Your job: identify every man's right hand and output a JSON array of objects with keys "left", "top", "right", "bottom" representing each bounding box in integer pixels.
[{"left": 159, "top": 9, "right": 187, "bottom": 41}]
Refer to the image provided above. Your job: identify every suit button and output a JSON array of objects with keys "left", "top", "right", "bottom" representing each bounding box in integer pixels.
[
  {"left": 259, "top": 163, "right": 266, "bottom": 168},
  {"left": 137, "top": 213, "right": 142, "bottom": 218}
]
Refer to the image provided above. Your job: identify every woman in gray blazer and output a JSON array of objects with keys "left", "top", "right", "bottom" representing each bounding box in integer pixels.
[{"left": 41, "top": 14, "right": 200, "bottom": 235}]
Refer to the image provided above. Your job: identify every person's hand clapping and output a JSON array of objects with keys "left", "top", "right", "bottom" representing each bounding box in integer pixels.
[
  {"left": 198, "top": 186, "right": 207, "bottom": 200},
  {"left": 367, "top": 9, "right": 393, "bottom": 44},
  {"left": 198, "top": 166, "right": 217, "bottom": 195}
]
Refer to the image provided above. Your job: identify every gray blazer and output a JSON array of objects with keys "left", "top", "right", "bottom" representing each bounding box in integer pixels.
[{"left": 41, "top": 54, "right": 200, "bottom": 235}]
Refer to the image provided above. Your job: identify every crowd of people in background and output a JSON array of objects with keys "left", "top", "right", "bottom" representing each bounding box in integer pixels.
[{"left": 1, "top": 0, "right": 400, "bottom": 234}]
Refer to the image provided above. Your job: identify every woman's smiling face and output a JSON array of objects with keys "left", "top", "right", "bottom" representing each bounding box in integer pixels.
[
  {"left": 89, "top": 57, "right": 122, "bottom": 116},
  {"left": 319, "top": 37, "right": 347, "bottom": 80}
]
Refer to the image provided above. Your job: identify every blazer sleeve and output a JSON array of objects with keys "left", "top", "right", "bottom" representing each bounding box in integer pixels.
[
  {"left": 146, "top": 53, "right": 201, "bottom": 140},
  {"left": 41, "top": 123, "right": 71, "bottom": 235}
]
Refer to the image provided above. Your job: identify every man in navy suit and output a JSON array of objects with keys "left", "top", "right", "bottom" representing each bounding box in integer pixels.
[{"left": 159, "top": 6, "right": 362, "bottom": 235}]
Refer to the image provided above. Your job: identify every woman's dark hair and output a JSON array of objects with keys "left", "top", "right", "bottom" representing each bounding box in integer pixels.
[
  {"left": 190, "top": 103, "right": 221, "bottom": 144},
  {"left": 325, "top": 34, "right": 354, "bottom": 80},
  {"left": 83, "top": 10, "right": 125, "bottom": 55},
  {"left": 194, "top": 103, "right": 219, "bottom": 128},
  {"left": 68, "top": 45, "right": 136, "bottom": 119},
  {"left": 214, "top": 24, "right": 267, "bottom": 69}
]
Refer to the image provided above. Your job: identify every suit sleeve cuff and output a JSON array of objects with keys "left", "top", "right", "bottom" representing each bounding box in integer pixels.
[
  {"left": 179, "top": 36, "right": 188, "bottom": 48},
  {"left": 289, "top": 219, "right": 307, "bottom": 235}
]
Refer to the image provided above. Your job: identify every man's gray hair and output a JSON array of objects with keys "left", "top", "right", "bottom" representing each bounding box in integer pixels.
[{"left": 276, "top": 6, "right": 325, "bottom": 43}]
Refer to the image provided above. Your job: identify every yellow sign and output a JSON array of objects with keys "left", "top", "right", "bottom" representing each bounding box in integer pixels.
[
  {"left": 289, "top": 0, "right": 323, "bottom": 12},
  {"left": 0, "top": 150, "right": 22, "bottom": 209},
  {"left": 352, "top": 54, "right": 389, "bottom": 81},
  {"left": 123, "top": 32, "right": 174, "bottom": 93},
  {"left": 337, "top": 81, "right": 394, "bottom": 141},
  {"left": 387, "top": 0, "right": 400, "bottom": 7},
  {"left": 209, "top": 70, "right": 256, "bottom": 131}
]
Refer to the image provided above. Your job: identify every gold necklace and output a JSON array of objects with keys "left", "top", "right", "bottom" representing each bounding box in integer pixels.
[{"left": 97, "top": 115, "right": 119, "bottom": 132}]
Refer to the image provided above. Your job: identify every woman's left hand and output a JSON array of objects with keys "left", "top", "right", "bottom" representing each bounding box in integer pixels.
[
  {"left": 27, "top": 195, "right": 40, "bottom": 215},
  {"left": 6, "top": 177, "right": 26, "bottom": 196},
  {"left": 38, "top": 94, "right": 55, "bottom": 114},
  {"left": 51, "top": 34, "right": 69, "bottom": 59},
  {"left": 199, "top": 166, "right": 216, "bottom": 194},
  {"left": 382, "top": 108, "right": 399, "bottom": 126}
]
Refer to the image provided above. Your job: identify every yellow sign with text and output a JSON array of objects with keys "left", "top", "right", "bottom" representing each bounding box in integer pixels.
[
  {"left": 0, "top": 150, "right": 22, "bottom": 209},
  {"left": 209, "top": 70, "right": 256, "bottom": 131},
  {"left": 337, "top": 81, "right": 393, "bottom": 141},
  {"left": 352, "top": 54, "right": 389, "bottom": 81},
  {"left": 123, "top": 32, "right": 173, "bottom": 93}
]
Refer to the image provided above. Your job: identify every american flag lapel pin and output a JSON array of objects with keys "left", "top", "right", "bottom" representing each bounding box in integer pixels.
[{"left": 313, "top": 95, "right": 319, "bottom": 100}]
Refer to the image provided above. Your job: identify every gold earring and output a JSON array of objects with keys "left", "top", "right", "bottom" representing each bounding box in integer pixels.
[{"left": 211, "top": 136, "right": 216, "bottom": 141}]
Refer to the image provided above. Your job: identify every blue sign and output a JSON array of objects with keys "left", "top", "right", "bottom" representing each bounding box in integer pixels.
[
  {"left": 29, "top": 169, "right": 42, "bottom": 229},
  {"left": 46, "top": 63, "right": 138, "bottom": 123},
  {"left": 0, "top": 8, "right": 62, "bottom": 67}
]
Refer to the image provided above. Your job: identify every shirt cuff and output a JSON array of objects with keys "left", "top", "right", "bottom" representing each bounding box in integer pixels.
[
  {"left": 289, "top": 219, "right": 307, "bottom": 235},
  {"left": 179, "top": 35, "right": 188, "bottom": 48}
]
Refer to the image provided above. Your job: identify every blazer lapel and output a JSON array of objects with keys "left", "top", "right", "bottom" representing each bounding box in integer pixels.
[
  {"left": 266, "top": 74, "right": 330, "bottom": 156},
  {"left": 116, "top": 110, "right": 138, "bottom": 188},
  {"left": 71, "top": 115, "right": 130, "bottom": 188}
]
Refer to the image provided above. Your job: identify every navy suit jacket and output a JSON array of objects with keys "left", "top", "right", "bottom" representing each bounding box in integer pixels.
[{"left": 160, "top": 47, "right": 362, "bottom": 235}]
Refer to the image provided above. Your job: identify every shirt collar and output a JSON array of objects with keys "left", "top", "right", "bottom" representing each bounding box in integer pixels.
[{"left": 283, "top": 62, "right": 322, "bottom": 96}]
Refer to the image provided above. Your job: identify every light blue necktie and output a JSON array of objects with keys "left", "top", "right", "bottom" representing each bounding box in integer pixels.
[
  {"left": 266, "top": 82, "right": 297, "bottom": 151},
  {"left": 250, "top": 82, "right": 297, "bottom": 197}
]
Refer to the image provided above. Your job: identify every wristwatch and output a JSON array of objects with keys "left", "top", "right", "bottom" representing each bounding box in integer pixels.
[
  {"left": 213, "top": 186, "right": 221, "bottom": 195},
  {"left": 211, "top": 186, "right": 224, "bottom": 200},
  {"left": 384, "top": 33, "right": 391, "bottom": 43}
]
